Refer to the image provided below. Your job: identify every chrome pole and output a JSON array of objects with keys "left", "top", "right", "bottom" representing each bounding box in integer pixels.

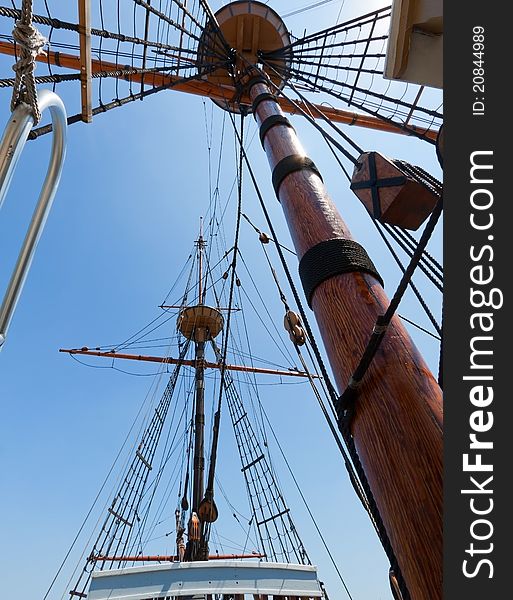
[{"left": 0, "top": 89, "right": 67, "bottom": 349}]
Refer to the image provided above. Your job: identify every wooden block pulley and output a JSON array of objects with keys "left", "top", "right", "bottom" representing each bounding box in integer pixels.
[{"left": 350, "top": 151, "right": 438, "bottom": 230}]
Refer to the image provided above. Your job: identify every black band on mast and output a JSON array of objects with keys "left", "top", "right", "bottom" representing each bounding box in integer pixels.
[
  {"left": 244, "top": 74, "right": 269, "bottom": 92},
  {"left": 259, "top": 115, "right": 294, "bottom": 147},
  {"left": 252, "top": 92, "right": 276, "bottom": 115},
  {"left": 272, "top": 154, "right": 323, "bottom": 197},
  {"left": 299, "top": 238, "right": 383, "bottom": 307}
]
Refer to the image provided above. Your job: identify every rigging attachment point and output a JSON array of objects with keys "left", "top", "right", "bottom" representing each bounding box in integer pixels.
[
  {"left": 284, "top": 310, "right": 306, "bottom": 346},
  {"left": 197, "top": 0, "right": 291, "bottom": 114}
]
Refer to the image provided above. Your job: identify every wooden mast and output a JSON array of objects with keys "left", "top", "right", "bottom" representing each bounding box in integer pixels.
[
  {"left": 187, "top": 228, "right": 208, "bottom": 560},
  {"left": 174, "top": 225, "right": 226, "bottom": 562},
  {"left": 246, "top": 77, "right": 443, "bottom": 600}
]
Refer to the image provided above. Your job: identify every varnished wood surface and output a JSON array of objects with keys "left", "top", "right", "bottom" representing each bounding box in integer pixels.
[
  {"left": 77, "top": 0, "right": 92, "bottom": 123},
  {"left": 250, "top": 81, "right": 443, "bottom": 600}
]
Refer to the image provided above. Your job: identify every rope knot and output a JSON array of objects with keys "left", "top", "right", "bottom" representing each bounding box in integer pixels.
[
  {"left": 12, "top": 19, "right": 47, "bottom": 57},
  {"left": 10, "top": 8, "right": 48, "bottom": 124}
]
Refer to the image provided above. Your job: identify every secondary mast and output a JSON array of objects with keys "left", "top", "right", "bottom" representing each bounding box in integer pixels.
[{"left": 178, "top": 222, "right": 224, "bottom": 561}]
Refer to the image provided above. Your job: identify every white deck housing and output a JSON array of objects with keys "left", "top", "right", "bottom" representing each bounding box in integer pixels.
[{"left": 88, "top": 560, "right": 323, "bottom": 599}]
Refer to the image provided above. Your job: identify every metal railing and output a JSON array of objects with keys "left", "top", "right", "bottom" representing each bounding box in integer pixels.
[{"left": 0, "top": 89, "right": 67, "bottom": 349}]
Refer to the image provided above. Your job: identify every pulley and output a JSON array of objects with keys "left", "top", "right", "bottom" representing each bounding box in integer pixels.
[
  {"left": 284, "top": 310, "right": 306, "bottom": 346},
  {"left": 197, "top": 493, "right": 219, "bottom": 524}
]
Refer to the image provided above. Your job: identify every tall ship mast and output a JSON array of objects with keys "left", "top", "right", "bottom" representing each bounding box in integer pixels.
[{"left": 0, "top": 2, "right": 443, "bottom": 600}]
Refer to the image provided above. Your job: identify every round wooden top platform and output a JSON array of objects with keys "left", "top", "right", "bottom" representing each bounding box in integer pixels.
[
  {"left": 177, "top": 305, "right": 224, "bottom": 341},
  {"left": 197, "top": 0, "right": 291, "bottom": 112}
]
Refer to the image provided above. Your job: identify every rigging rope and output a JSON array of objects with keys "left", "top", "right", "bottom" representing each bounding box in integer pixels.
[
  {"left": 210, "top": 337, "right": 310, "bottom": 565},
  {"left": 282, "top": 67, "right": 440, "bottom": 143},
  {"left": 254, "top": 59, "right": 361, "bottom": 164},
  {"left": 258, "top": 393, "right": 355, "bottom": 600},
  {"left": 337, "top": 197, "right": 444, "bottom": 423},
  {"left": 67, "top": 340, "right": 190, "bottom": 598},
  {"left": 194, "top": 119, "right": 314, "bottom": 565},
  {"left": 282, "top": 0, "right": 341, "bottom": 19},
  {"left": 253, "top": 227, "right": 378, "bottom": 526},
  {"left": 373, "top": 220, "right": 442, "bottom": 337},
  {"left": 201, "top": 112, "right": 246, "bottom": 535},
  {"left": 25, "top": 60, "right": 229, "bottom": 140}
]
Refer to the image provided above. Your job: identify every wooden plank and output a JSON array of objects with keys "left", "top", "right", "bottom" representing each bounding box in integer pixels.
[
  {"left": 236, "top": 15, "right": 244, "bottom": 53},
  {"left": 77, "top": 0, "right": 92, "bottom": 123},
  {"left": 251, "top": 17, "right": 261, "bottom": 56},
  {"left": 139, "top": 0, "right": 152, "bottom": 94}
]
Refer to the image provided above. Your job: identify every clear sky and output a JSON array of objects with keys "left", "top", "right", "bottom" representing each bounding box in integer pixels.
[{"left": 0, "top": 2, "right": 442, "bottom": 599}]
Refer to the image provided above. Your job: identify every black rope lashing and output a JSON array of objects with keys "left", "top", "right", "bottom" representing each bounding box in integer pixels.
[
  {"left": 261, "top": 60, "right": 364, "bottom": 158},
  {"left": 251, "top": 92, "right": 276, "bottom": 115},
  {"left": 299, "top": 239, "right": 383, "bottom": 308},
  {"left": 243, "top": 58, "right": 362, "bottom": 168},
  {"left": 259, "top": 114, "right": 294, "bottom": 147},
  {"left": 272, "top": 154, "right": 323, "bottom": 198},
  {"left": 243, "top": 74, "right": 269, "bottom": 92}
]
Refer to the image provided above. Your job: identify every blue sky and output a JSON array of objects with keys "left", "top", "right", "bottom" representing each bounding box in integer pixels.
[{"left": 0, "top": 2, "right": 442, "bottom": 599}]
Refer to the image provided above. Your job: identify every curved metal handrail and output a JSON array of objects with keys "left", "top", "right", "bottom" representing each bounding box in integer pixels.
[{"left": 0, "top": 89, "right": 67, "bottom": 349}]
